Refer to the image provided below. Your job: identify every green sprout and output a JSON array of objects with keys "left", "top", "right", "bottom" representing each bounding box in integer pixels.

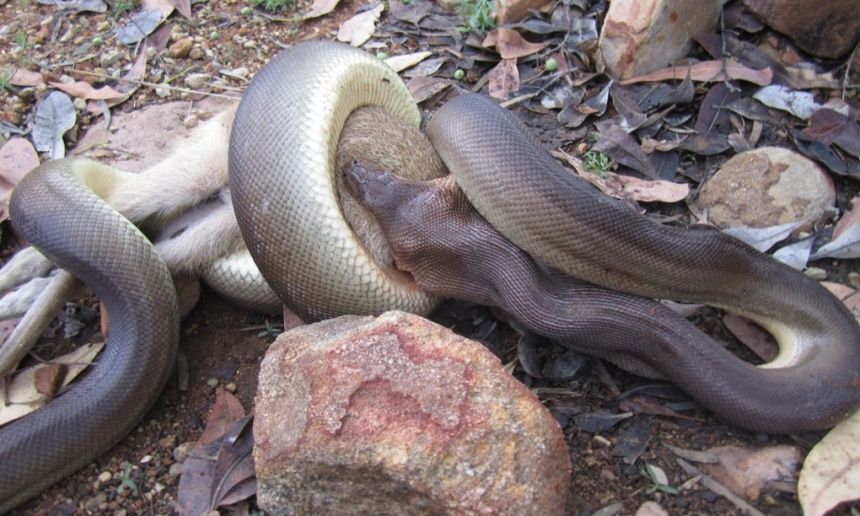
[
  {"left": 250, "top": 0, "right": 293, "bottom": 14},
  {"left": 641, "top": 463, "right": 678, "bottom": 496},
  {"left": 117, "top": 462, "right": 140, "bottom": 497},
  {"left": 110, "top": 0, "right": 137, "bottom": 17},
  {"left": 583, "top": 150, "right": 613, "bottom": 177},
  {"left": 456, "top": 0, "right": 495, "bottom": 33}
]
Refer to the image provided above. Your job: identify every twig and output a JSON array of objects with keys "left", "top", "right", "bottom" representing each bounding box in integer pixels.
[
  {"left": 65, "top": 68, "right": 242, "bottom": 98},
  {"left": 843, "top": 41, "right": 859, "bottom": 101},
  {"left": 0, "top": 271, "right": 83, "bottom": 377}
]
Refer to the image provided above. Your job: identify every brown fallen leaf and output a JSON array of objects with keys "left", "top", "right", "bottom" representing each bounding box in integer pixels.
[
  {"left": 676, "top": 443, "right": 803, "bottom": 502},
  {"left": 170, "top": 0, "right": 191, "bottom": 17},
  {"left": 722, "top": 313, "right": 778, "bottom": 362},
  {"left": 798, "top": 408, "right": 860, "bottom": 515},
  {"left": 0, "top": 342, "right": 105, "bottom": 427},
  {"left": 553, "top": 150, "right": 689, "bottom": 203},
  {"left": 34, "top": 363, "right": 67, "bottom": 397},
  {"left": 618, "top": 395, "right": 701, "bottom": 422},
  {"left": 10, "top": 68, "right": 44, "bottom": 87},
  {"left": 700, "top": 445, "right": 802, "bottom": 502},
  {"left": 87, "top": 46, "right": 148, "bottom": 113},
  {"left": 50, "top": 81, "right": 124, "bottom": 101},
  {"left": 177, "top": 391, "right": 255, "bottom": 515},
  {"left": 833, "top": 197, "right": 860, "bottom": 241},
  {"left": 302, "top": 0, "right": 340, "bottom": 19},
  {"left": 0, "top": 138, "right": 39, "bottom": 221},
  {"left": 198, "top": 388, "right": 247, "bottom": 447},
  {"left": 488, "top": 58, "right": 520, "bottom": 100},
  {"left": 406, "top": 76, "right": 451, "bottom": 104},
  {"left": 620, "top": 60, "right": 773, "bottom": 87},
  {"left": 802, "top": 109, "right": 860, "bottom": 159},
  {"left": 482, "top": 28, "right": 549, "bottom": 59}
]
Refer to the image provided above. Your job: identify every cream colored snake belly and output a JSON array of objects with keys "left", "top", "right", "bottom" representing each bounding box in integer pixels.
[{"left": 2, "top": 40, "right": 859, "bottom": 511}]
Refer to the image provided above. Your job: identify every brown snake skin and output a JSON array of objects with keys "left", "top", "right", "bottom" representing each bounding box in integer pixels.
[
  {"left": 2, "top": 40, "right": 859, "bottom": 511},
  {"left": 344, "top": 93, "right": 860, "bottom": 434}
]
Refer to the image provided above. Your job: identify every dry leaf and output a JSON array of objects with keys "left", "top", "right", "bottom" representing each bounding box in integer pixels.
[
  {"left": 115, "top": 8, "right": 164, "bottom": 45},
  {"left": 141, "top": 0, "right": 174, "bottom": 17},
  {"left": 198, "top": 388, "right": 247, "bottom": 446},
  {"left": 336, "top": 4, "right": 384, "bottom": 47},
  {"left": 722, "top": 222, "right": 801, "bottom": 253},
  {"left": 753, "top": 85, "right": 849, "bottom": 121},
  {"left": 50, "top": 81, "right": 124, "bottom": 101},
  {"left": 34, "top": 363, "right": 67, "bottom": 397},
  {"left": 302, "top": 0, "right": 340, "bottom": 19},
  {"left": 87, "top": 47, "right": 148, "bottom": 112},
  {"left": 170, "top": 0, "right": 191, "bottom": 17},
  {"left": 812, "top": 212, "right": 860, "bottom": 260},
  {"left": 700, "top": 445, "right": 802, "bottom": 501},
  {"left": 32, "top": 91, "right": 76, "bottom": 159},
  {"left": 406, "top": 76, "right": 451, "bottom": 104},
  {"left": 722, "top": 313, "right": 778, "bottom": 362},
  {"left": 384, "top": 51, "right": 432, "bottom": 72},
  {"left": 0, "top": 138, "right": 39, "bottom": 221},
  {"left": 0, "top": 342, "right": 105, "bottom": 427},
  {"left": 482, "top": 28, "right": 549, "bottom": 59},
  {"left": 554, "top": 150, "right": 688, "bottom": 203},
  {"left": 488, "top": 58, "right": 519, "bottom": 100},
  {"left": 177, "top": 392, "right": 255, "bottom": 515},
  {"left": 10, "top": 68, "right": 44, "bottom": 87},
  {"left": 798, "top": 409, "right": 860, "bottom": 515},
  {"left": 834, "top": 197, "right": 860, "bottom": 240},
  {"left": 620, "top": 60, "right": 773, "bottom": 87}
]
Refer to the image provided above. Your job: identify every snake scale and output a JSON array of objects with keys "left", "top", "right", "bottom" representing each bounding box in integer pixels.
[{"left": 1, "top": 40, "right": 859, "bottom": 510}]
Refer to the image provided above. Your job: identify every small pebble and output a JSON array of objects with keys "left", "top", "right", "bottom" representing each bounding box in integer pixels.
[
  {"left": 168, "top": 463, "right": 184, "bottom": 477},
  {"left": 189, "top": 46, "right": 205, "bottom": 60},
  {"left": 98, "top": 471, "right": 112, "bottom": 483},
  {"left": 804, "top": 267, "right": 827, "bottom": 280},
  {"left": 206, "top": 377, "right": 219, "bottom": 388},
  {"left": 848, "top": 272, "right": 860, "bottom": 289},
  {"left": 168, "top": 37, "right": 193, "bottom": 58},
  {"left": 140, "top": 455, "right": 152, "bottom": 464},
  {"left": 225, "top": 382, "right": 237, "bottom": 393},
  {"left": 184, "top": 73, "right": 210, "bottom": 90},
  {"left": 174, "top": 442, "right": 192, "bottom": 462},
  {"left": 159, "top": 435, "right": 177, "bottom": 449},
  {"left": 182, "top": 114, "right": 199, "bottom": 128},
  {"left": 73, "top": 98, "right": 87, "bottom": 110}
]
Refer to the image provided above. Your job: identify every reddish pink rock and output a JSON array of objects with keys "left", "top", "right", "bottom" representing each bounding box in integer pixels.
[
  {"left": 599, "top": 0, "right": 728, "bottom": 79},
  {"left": 254, "top": 311, "right": 570, "bottom": 514},
  {"left": 744, "top": 0, "right": 860, "bottom": 59}
]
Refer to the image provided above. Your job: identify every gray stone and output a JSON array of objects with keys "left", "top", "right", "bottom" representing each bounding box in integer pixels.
[{"left": 696, "top": 147, "right": 835, "bottom": 232}]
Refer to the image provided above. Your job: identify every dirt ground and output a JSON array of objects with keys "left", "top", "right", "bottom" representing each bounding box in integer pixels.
[{"left": 2, "top": 0, "right": 859, "bottom": 514}]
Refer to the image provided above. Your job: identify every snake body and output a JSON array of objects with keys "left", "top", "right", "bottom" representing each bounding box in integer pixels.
[
  {"left": 2, "top": 39, "right": 860, "bottom": 510},
  {"left": 1, "top": 160, "right": 179, "bottom": 511}
]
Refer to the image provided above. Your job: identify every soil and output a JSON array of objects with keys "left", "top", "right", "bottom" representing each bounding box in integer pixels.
[{"left": 1, "top": 0, "right": 859, "bottom": 514}]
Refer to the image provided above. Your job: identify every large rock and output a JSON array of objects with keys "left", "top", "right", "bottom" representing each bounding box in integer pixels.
[
  {"left": 744, "top": 0, "right": 860, "bottom": 59},
  {"left": 599, "top": 0, "right": 728, "bottom": 79},
  {"left": 254, "top": 311, "right": 570, "bottom": 514},
  {"left": 695, "top": 147, "right": 835, "bottom": 232}
]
